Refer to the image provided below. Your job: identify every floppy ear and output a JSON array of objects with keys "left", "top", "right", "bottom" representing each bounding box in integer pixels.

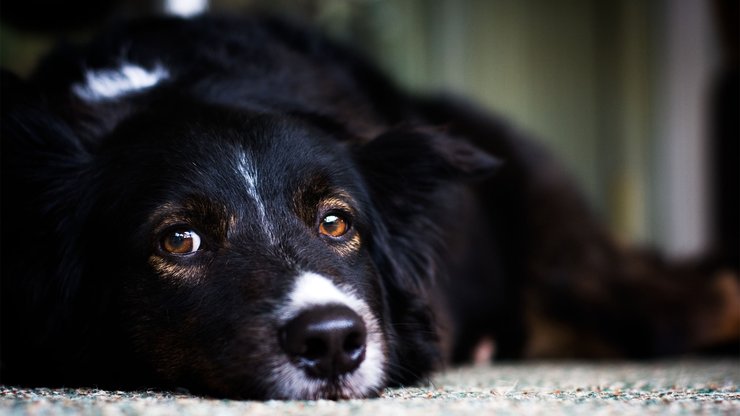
[
  {"left": 1, "top": 69, "right": 92, "bottom": 326},
  {"left": 1, "top": 70, "right": 92, "bottom": 169},
  {"left": 354, "top": 127, "right": 501, "bottom": 289},
  {"left": 353, "top": 127, "right": 500, "bottom": 383}
]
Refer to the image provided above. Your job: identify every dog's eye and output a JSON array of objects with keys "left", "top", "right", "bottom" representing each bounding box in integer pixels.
[
  {"left": 161, "top": 229, "right": 202, "bottom": 254},
  {"left": 319, "top": 214, "right": 349, "bottom": 238}
]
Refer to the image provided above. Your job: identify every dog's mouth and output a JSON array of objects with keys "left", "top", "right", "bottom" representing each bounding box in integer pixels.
[{"left": 271, "top": 371, "right": 384, "bottom": 400}]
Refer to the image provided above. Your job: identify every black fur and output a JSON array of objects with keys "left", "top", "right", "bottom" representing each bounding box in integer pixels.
[{"left": 2, "top": 16, "right": 737, "bottom": 399}]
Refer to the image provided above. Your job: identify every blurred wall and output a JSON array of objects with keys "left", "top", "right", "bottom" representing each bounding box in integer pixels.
[{"left": 339, "top": 0, "right": 719, "bottom": 257}]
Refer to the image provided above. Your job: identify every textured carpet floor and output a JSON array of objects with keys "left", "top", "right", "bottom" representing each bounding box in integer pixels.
[{"left": 1, "top": 359, "right": 738, "bottom": 415}]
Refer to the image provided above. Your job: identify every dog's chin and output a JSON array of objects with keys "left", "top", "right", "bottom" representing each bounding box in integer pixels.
[
  {"left": 270, "top": 374, "right": 383, "bottom": 400},
  {"left": 267, "top": 352, "right": 386, "bottom": 400}
]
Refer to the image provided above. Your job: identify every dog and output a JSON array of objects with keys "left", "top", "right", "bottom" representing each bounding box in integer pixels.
[{"left": 2, "top": 15, "right": 738, "bottom": 400}]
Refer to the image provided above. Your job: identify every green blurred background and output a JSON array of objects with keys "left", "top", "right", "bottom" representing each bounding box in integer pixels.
[{"left": 1, "top": 0, "right": 737, "bottom": 264}]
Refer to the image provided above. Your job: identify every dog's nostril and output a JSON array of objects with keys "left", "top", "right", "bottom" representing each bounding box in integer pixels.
[
  {"left": 280, "top": 304, "right": 367, "bottom": 379},
  {"left": 344, "top": 332, "right": 364, "bottom": 357},
  {"left": 304, "top": 337, "right": 329, "bottom": 360}
]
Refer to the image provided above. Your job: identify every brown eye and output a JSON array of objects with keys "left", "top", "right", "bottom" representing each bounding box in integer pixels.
[
  {"left": 319, "top": 214, "right": 349, "bottom": 238},
  {"left": 161, "top": 229, "right": 202, "bottom": 254}
]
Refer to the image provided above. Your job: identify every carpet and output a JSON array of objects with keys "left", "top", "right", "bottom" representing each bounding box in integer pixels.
[{"left": 1, "top": 359, "right": 738, "bottom": 415}]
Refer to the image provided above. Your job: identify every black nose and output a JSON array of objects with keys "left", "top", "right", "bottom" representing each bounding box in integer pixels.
[{"left": 280, "top": 304, "right": 367, "bottom": 379}]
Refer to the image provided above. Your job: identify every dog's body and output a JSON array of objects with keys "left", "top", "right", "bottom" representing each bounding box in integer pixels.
[{"left": 1, "top": 16, "right": 737, "bottom": 399}]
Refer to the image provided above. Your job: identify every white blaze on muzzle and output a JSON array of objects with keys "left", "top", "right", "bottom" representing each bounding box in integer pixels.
[{"left": 270, "top": 272, "right": 386, "bottom": 399}]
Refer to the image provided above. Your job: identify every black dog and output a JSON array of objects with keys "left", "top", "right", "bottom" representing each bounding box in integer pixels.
[{"left": 1, "top": 16, "right": 737, "bottom": 400}]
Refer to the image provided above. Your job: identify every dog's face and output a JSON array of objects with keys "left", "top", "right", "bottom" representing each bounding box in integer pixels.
[
  {"left": 3, "top": 91, "right": 497, "bottom": 398},
  {"left": 78, "top": 100, "right": 395, "bottom": 398},
  {"left": 71, "top": 97, "right": 496, "bottom": 398}
]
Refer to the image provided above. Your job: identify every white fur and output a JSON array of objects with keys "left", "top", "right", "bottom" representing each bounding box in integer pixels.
[
  {"left": 271, "top": 272, "right": 386, "bottom": 399},
  {"left": 237, "top": 153, "right": 277, "bottom": 245},
  {"left": 73, "top": 63, "right": 169, "bottom": 101},
  {"left": 164, "top": 0, "right": 208, "bottom": 17},
  {"left": 282, "top": 272, "right": 366, "bottom": 319}
]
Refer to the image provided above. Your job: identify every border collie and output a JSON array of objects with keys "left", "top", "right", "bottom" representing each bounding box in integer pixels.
[{"left": 2, "top": 16, "right": 737, "bottom": 400}]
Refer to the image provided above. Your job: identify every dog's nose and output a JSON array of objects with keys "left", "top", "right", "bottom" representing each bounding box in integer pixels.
[{"left": 280, "top": 304, "right": 367, "bottom": 379}]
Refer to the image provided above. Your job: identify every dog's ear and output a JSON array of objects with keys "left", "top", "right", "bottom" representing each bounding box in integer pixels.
[
  {"left": 354, "top": 127, "right": 501, "bottom": 290},
  {"left": 354, "top": 128, "right": 500, "bottom": 383},
  {"left": 1, "top": 70, "right": 92, "bottom": 218},
  {"left": 1, "top": 69, "right": 92, "bottom": 312},
  {"left": 1, "top": 70, "right": 92, "bottom": 165}
]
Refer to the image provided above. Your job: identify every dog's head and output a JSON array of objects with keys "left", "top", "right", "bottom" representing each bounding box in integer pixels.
[{"left": 1, "top": 20, "right": 499, "bottom": 399}]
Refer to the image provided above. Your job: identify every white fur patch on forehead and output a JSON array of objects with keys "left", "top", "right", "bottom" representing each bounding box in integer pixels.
[
  {"left": 72, "top": 63, "right": 169, "bottom": 102},
  {"left": 237, "top": 152, "right": 277, "bottom": 245}
]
